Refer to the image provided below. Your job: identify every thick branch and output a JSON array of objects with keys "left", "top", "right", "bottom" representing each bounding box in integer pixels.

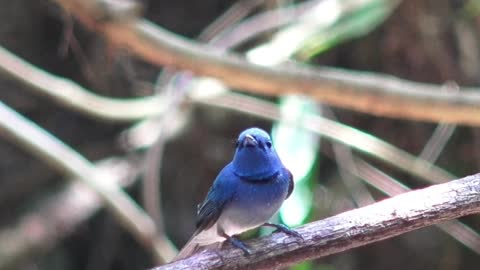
[
  {"left": 53, "top": 0, "right": 480, "bottom": 125},
  {"left": 153, "top": 173, "right": 480, "bottom": 270}
]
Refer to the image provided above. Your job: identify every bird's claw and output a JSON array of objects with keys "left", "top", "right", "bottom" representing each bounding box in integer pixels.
[
  {"left": 228, "top": 236, "right": 252, "bottom": 256},
  {"left": 264, "top": 223, "right": 303, "bottom": 239}
]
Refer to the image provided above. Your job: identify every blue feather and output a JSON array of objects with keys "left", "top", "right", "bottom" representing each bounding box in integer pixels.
[{"left": 174, "top": 127, "right": 298, "bottom": 260}]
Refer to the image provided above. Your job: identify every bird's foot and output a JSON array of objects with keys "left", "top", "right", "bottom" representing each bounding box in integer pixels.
[
  {"left": 221, "top": 233, "right": 251, "bottom": 255},
  {"left": 263, "top": 223, "right": 303, "bottom": 239},
  {"left": 229, "top": 237, "right": 252, "bottom": 255}
]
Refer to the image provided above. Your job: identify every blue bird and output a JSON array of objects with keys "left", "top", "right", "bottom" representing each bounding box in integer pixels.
[{"left": 174, "top": 127, "right": 301, "bottom": 260}]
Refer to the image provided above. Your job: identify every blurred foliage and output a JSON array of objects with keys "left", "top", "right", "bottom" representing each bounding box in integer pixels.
[
  {"left": 1, "top": 0, "right": 480, "bottom": 270},
  {"left": 273, "top": 97, "right": 319, "bottom": 226},
  {"left": 296, "top": 0, "right": 399, "bottom": 59},
  {"left": 267, "top": 0, "right": 399, "bottom": 231},
  {"left": 464, "top": 0, "right": 480, "bottom": 17}
]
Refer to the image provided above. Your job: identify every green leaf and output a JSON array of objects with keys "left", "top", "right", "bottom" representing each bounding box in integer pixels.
[{"left": 273, "top": 96, "right": 319, "bottom": 226}]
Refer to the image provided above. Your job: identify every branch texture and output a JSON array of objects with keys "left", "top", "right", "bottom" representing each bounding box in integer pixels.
[
  {"left": 154, "top": 173, "right": 480, "bottom": 270},
  {"left": 54, "top": 0, "right": 480, "bottom": 125}
]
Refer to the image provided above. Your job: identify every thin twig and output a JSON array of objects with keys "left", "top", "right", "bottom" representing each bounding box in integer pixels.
[
  {"left": 53, "top": 0, "right": 480, "bottom": 125},
  {"left": 141, "top": 83, "right": 186, "bottom": 230},
  {"left": 208, "top": 0, "right": 317, "bottom": 48},
  {"left": 153, "top": 173, "right": 480, "bottom": 269},
  {"left": 323, "top": 107, "right": 375, "bottom": 207},
  {"left": 418, "top": 83, "right": 459, "bottom": 162},
  {"left": 197, "top": 0, "right": 266, "bottom": 42},
  {"left": 58, "top": 12, "right": 99, "bottom": 85}
]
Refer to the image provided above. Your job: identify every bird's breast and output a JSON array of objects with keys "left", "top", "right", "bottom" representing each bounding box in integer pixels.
[{"left": 216, "top": 171, "right": 290, "bottom": 235}]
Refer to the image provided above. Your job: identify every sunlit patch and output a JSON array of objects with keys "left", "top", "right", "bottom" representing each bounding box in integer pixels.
[
  {"left": 273, "top": 97, "right": 320, "bottom": 181},
  {"left": 245, "top": 0, "right": 343, "bottom": 66},
  {"left": 280, "top": 181, "right": 313, "bottom": 226},
  {"left": 246, "top": 27, "right": 310, "bottom": 66},
  {"left": 303, "top": 0, "right": 342, "bottom": 26},
  {"left": 272, "top": 96, "right": 320, "bottom": 226}
]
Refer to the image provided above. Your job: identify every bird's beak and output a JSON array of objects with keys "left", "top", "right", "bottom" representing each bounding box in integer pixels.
[{"left": 243, "top": 134, "right": 257, "bottom": 147}]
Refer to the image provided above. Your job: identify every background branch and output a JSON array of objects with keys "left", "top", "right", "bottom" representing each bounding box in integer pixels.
[
  {"left": 0, "top": 42, "right": 453, "bottom": 187},
  {"left": 0, "top": 45, "right": 166, "bottom": 121},
  {"left": 197, "top": 92, "right": 453, "bottom": 183},
  {"left": 0, "top": 158, "right": 138, "bottom": 270},
  {"left": 353, "top": 158, "right": 480, "bottom": 253},
  {"left": 54, "top": 0, "right": 480, "bottom": 125},
  {"left": 0, "top": 101, "right": 177, "bottom": 263},
  {"left": 154, "top": 173, "right": 480, "bottom": 270}
]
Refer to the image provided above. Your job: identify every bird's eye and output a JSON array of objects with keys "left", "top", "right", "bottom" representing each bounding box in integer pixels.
[
  {"left": 235, "top": 140, "right": 240, "bottom": 147},
  {"left": 266, "top": 141, "right": 272, "bottom": 148}
]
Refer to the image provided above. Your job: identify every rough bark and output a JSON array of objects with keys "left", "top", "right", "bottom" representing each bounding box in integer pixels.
[{"left": 153, "top": 173, "right": 480, "bottom": 270}]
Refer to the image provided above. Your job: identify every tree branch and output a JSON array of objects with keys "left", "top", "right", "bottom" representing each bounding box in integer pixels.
[
  {"left": 0, "top": 45, "right": 167, "bottom": 121},
  {"left": 53, "top": 0, "right": 480, "bottom": 125},
  {"left": 0, "top": 158, "right": 137, "bottom": 269},
  {"left": 153, "top": 173, "right": 480, "bottom": 270},
  {"left": 0, "top": 41, "right": 455, "bottom": 187},
  {"left": 0, "top": 101, "right": 177, "bottom": 263}
]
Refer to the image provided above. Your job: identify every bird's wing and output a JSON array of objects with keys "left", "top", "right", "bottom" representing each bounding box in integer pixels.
[
  {"left": 175, "top": 170, "right": 236, "bottom": 262},
  {"left": 195, "top": 167, "right": 236, "bottom": 233},
  {"left": 286, "top": 168, "right": 294, "bottom": 199}
]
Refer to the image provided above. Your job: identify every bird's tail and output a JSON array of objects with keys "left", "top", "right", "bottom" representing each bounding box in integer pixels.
[
  {"left": 172, "top": 232, "right": 222, "bottom": 262},
  {"left": 172, "top": 236, "right": 202, "bottom": 261}
]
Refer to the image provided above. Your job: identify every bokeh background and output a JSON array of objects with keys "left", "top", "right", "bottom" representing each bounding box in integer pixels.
[{"left": 1, "top": 0, "right": 480, "bottom": 269}]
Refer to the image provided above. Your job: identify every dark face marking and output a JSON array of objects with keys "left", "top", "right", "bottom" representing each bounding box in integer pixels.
[
  {"left": 237, "top": 137, "right": 273, "bottom": 153},
  {"left": 235, "top": 128, "right": 274, "bottom": 153}
]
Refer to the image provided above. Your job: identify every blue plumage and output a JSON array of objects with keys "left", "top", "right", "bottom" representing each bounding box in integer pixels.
[{"left": 174, "top": 127, "right": 299, "bottom": 260}]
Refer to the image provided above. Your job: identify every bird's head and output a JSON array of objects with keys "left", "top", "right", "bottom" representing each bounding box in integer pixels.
[{"left": 232, "top": 127, "right": 282, "bottom": 179}]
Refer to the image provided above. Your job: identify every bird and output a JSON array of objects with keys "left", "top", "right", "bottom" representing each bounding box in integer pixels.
[{"left": 174, "top": 127, "right": 301, "bottom": 261}]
